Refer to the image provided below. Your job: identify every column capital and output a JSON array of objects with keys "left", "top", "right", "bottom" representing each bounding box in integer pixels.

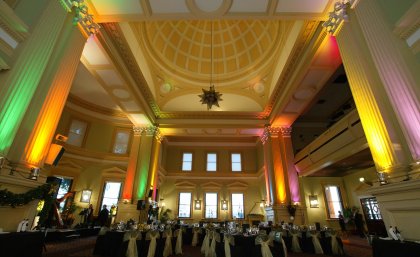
[
  {"left": 280, "top": 127, "right": 292, "bottom": 137},
  {"left": 58, "top": 0, "right": 100, "bottom": 36},
  {"left": 132, "top": 126, "right": 164, "bottom": 142},
  {"left": 260, "top": 126, "right": 283, "bottom": 144}
]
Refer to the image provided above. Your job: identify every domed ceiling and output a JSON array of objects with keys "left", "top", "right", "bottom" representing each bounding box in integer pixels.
[
  {"left": 69, "top": 0, "right": 342, "bottom": 137},
  {"left": 130, "top": 20, "right": 293, "bottom": 112}
]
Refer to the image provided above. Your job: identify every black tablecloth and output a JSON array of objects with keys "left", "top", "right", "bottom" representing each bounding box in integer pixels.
[
  {"left": 372, "top": 238, "right": 420, "bottom": 257},
  {"left": 0, "top": 231, "right": 44, "bottom": 257}
]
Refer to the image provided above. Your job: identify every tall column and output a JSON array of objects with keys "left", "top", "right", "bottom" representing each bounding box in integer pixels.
[
  {"left": 278, "top": 127, "right": 300, "bottom": 203},
  {"left": 148, "top": 129, "right": 163, "bottom": 201},
  {"left": 261, "top": 129, "right": 276, "bottom": 206},
  {"left": 8, "top": 19, "right": 86, "bottom": 168},
  {"left": 261, "top": 126, "right": 291, "bottom": 205},
  {"left": 0, "top": 0, "right": 70, "bottom": 156},
  {"left": 133, "top": 127, "right": 155, "bottom": 201},
  {"left": 354, "top": 0, "right": 420, "bottom": 163},
  {"left": 335, "top": 5, "right": 415, "bottom": 183},
  {"left": 121, "top": 127, "right": 142, "bottom": 203}
]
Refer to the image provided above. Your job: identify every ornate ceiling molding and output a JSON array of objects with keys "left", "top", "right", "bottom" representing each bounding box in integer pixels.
[{"left": 67, "top": 94, "right": 127, "bottom": 118}]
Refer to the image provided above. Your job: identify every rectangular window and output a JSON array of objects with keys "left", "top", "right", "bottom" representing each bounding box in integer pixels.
[
  {"left": 178, "top": 192, "right": 192, "bottom": 218},
  {"left": 231, "top": 153, "right": 242, "bottom": 172},
  {"left": 182, "top": 153, "right": 193, "bottom": 171},
  {"left": 112, "top": 129, "right": 131, "bottom": 154},
  {"left": 101, "top": 182, "right": 122, "bottom": 212},
  {"left": 206, "top": 153, "right": 217, "bottom": 172},
  {"left": 205, "top": 192, "right": 218, "bottom": 219},
  {"left": 231, "top": 193, "right": 244, "bottom": 219},
  {"left": 56, "top": 177, "right": 73, "bottom": 212},
  {"left": 324, "top": 185, "right": 344, "bottom": 219},
  {"left": 67, "top": 119, "right": 88, "bottom": 147}
]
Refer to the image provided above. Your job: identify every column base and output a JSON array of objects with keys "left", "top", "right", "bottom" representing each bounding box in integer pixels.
[
  {"left": 265, "top": 205, "right": 305, "bottom": 225},
  {"left": 114, "top": 203, "right": 139, "bottom": 224}
]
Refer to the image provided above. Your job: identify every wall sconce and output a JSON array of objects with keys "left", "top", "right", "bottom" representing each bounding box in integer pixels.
[
  {"left": 359, "top": 177, "right": 373, "bottom": 186},
  {"left": 194, "top": 200, "right": 201, "bottom": 210},
  {"left": 221, "top": 200, "right": 228, "bottom": 210},
  {"left": 29, "top": 167, "right": 40, "bottom": 180},
  {"left": 80, "top": 189, "right": 92, "bottom": 203},
  {"left": 309, "top": 195, "right": 319, "bottom": 208},
  {"left": 160, "top": 198, "right": 166, "bottom": 207}
]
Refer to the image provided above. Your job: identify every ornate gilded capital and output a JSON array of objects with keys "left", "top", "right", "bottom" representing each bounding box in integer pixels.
[
  {"left": 132, "top": 126, "right": 164, "bottom": 142},
  {"left": 280, "top": 127, "right": 292, "bottom": 137},
  {"left": 58, "top": 0, "right": 100, "bottom": 35}
]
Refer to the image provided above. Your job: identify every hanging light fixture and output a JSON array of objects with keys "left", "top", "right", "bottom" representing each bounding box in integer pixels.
[{"left": 199, "top": 21, "right": 222, "bottom": 110}]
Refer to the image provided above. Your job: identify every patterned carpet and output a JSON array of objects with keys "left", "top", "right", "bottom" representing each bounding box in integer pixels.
[{"left": 42, "top": 235, "right": 372, "bottom": 257}]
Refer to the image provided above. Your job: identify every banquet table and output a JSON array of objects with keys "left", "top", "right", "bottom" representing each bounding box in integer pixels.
[
  {"left": 0, "top": 231, "right": 44, "bottom": 257},
  {"left": 372, "top": 238, "right": 420, "bottom": 257},
  {"left": 93, "top": 227, "right": 342, "bottom": 257}
]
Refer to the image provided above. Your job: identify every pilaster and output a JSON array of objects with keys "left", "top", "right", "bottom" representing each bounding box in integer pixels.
[
  {"left": 336, "top": 8, "right": 412, "bottom": 183},
  {"left": 0, "top": 0, "right": 70, "bottom": 156}
]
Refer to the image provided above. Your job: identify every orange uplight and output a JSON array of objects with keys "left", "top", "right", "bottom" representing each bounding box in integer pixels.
[{"left": 271, "top": 137, "right": 287, "bottom": 203}]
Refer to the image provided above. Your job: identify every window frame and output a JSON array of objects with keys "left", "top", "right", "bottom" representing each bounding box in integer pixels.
[
  {"left": 323, "top": 184, "right": 345, "bottom": 219},
  {"left": 206, "top": 152, "right": 218, "bottom": 172},
  {"left": 204, "top": 192, "right": 219, "bottom": 219},
  {"left": 177, "top": 191, "right": 192, "bottom": 219},
  {"left": 230, "top": 152, "right": 242, "bottom": 172},
  {"left": 66, "top": 118, "right": 89, "bottom": 147},
  {"left": 99, "top": 181, "right": 123, "bottom": 215},
  {"left": 181, "top": 152, "right": 193, "bottom": 171},
  {"left": 111, "top": 127, "right": 132, "bottom": 155},
  {"left": 230, "top": 192, "right": 245, "bottom": 219}
]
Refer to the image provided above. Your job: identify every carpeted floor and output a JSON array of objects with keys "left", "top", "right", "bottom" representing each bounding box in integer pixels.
[{"left": 42, "top": 235, "right": 372, "bottom": 257}]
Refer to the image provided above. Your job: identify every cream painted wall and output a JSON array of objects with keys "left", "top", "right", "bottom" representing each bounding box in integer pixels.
[
  {"left": 159, "top": 176, "right": 264, "bottom": 223},
  {"left": 164, "top": 145, "right": 259, "bottom": 173},
  {"left": 300, "top": 176, "right": 347, "bottom": 230}
]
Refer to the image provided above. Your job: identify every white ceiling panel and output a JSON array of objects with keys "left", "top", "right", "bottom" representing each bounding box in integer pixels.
[
  {"left": 120, "top": 100, "right": 141, "bottom": 111},
  {"left": 230, "top": 0, "right": 269, "bottom": 13},
  {"left": 150, "top": 0, "right": 189, "bottom": 13},
  {"left": 276, "top": 0, "right": 328, "bottom": 13},
  {"left": 82, "top": 37, "right": 109, "bottom": 65},
  {"left": 71, "top": 63, "right": 120, "bottom": 110},
  {"left": 96, "top": 70, "right": 124, "bottom": 87},
  {"left": 90, "top": 0, "right": 143, "bottom": 15}
]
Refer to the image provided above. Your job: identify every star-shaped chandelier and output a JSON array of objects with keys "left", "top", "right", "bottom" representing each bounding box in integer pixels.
[
  {"left": 199, "top": 22, "right": 222, "bottom": 110},
  {"left": 199, "top": 85, "right": 223, "bottom": 110}
]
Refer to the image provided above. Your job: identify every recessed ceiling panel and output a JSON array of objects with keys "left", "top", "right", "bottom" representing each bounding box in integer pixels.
[
  {"left": 82, "top": 37, "right": 109, "bottom": 65},
  {"left": 230, "top": 0, "right": 268, "bottom": 13},
  {"left": 96, "top": 70, "right": 124, "bottom": 87},
  {"left": 150, "top": 0, "right": 189, "bottom": 13},
  {"left": 276, "top": 0, "right": 329, "bottom": 13},
  {"left": 71, "top": 63, "right": 120, "bottom": 110},
  {"left": 90, "top": 0, "right": 143, "bottom": 15}
]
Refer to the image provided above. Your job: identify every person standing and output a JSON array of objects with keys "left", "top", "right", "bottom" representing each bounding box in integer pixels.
[
  {"left": 98, "top": 204, "right": 109, "bottom": 227},
  {"left": 338, "top": 211, "right": 346, "bottom": 236},
  {"left": 354, "top": 209, "right": 365, "bottom": 237}
]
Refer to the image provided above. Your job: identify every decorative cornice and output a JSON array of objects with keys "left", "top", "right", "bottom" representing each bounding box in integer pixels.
[
  {"left": 101, "top": 23, "right": 159, "bottom": 118},
  {"left": 58, "top": 0, "right": 100, "bottom": 35},
  {"left": 67, "top": 94, "right": 127, "bottom": 118}
]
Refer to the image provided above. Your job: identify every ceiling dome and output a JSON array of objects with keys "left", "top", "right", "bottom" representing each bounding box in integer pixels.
[{"left": 139, "top": 20, "right": 283, "bottom": 83}]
